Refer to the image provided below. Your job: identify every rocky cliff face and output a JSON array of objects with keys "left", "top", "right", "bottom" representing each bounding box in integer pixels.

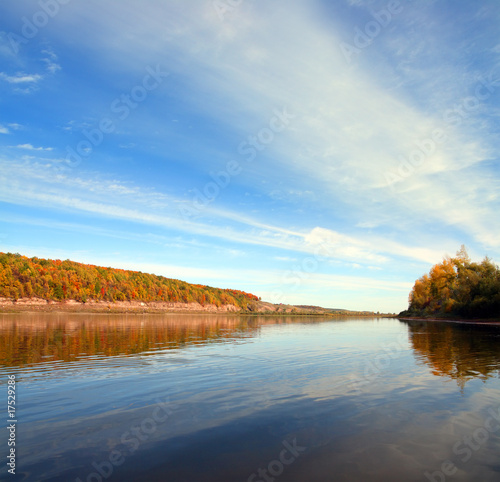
[{"left": 0, "top": 297, "right": 240, "bottom": 313}]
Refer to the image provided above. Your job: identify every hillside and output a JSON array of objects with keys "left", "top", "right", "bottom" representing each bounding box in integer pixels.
[
  {"left": 294, "top": 305, "right": 379, "bottom": 316},
  {"left": 0, "top": 252, "right": 259, "bottom": 310},
  {"left": 0, "top": 252, "right": 387, "bottom": 315}
]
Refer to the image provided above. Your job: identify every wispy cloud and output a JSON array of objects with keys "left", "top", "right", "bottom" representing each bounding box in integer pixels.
[
  {"left": 9, "top": 144, "right": 54, "bottom": 151},
  {"left": 41, "top": 48, "right": 61, "bottom": 74},
  {"left": 274, "top": 256, "right": 298, "bottom": 262},
  {"left": 0, "top": 72, "right": 43, "bottom": 84},
  {"left": 55, "top": 0, "right": 499, "bottom": 255},
  {"left": 0, "top": 159, "right": 448, "bottom": 267}
]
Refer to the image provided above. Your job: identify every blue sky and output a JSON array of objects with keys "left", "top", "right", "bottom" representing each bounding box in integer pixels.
[{"left": 0, "top": 0, "right": 499, "bottom": 312}]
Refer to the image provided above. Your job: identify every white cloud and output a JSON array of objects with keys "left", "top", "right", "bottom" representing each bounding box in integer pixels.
[
  {"left": 0, "top": 72, "right": 43, "bottom": 84},
  {"left": 60, "top": 0, "right": 498, "bottom": 254},
  {"left": 274, "top": 256, "right": 298, "bottom": 262},
  {"left": 0, "top": 123, "right": 23, "bottom": 135},
  {"left": 41, "top": 48, "right": 61, "bottom": 74},
  {"left": 305, "top": 227, "right": 389, "bottom": 264},
  {"left": 0, "top": 158, "right": 449, "bottom": 267},
  {"left": 10, "top": 144, "right": 54, "bottom": 151}
]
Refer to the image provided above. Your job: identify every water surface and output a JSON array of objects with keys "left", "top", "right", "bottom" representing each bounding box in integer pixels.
[{"left": 0, "top": 313, "right": 499, "bottom": 481}]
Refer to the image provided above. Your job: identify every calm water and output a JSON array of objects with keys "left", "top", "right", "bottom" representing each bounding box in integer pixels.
[{"left": 1, "top": 314, "right": 500, "bottom": 482}]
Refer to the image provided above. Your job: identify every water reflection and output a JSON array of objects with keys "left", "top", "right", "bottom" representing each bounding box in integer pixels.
[
  {"left": 0, "top": 313, "right": 324, "bottom": 369},
  {"left": 403, "top": 319, "right": 500, "bottom": 388},
  {"left": 2, "top": 315, "right": 500, "bottom": 481}
]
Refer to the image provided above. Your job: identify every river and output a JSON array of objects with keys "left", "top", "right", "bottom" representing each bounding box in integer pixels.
[{"left": 0, "top": 313, "right": 499, "bottom": 481}]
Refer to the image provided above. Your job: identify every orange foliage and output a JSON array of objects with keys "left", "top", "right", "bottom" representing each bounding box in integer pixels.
[{"left": 0, "top": 252, "right": 258, "bottom": 309}]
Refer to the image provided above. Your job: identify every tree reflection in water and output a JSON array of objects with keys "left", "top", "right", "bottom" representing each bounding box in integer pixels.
[
  {"left": 0, "top": 313, "right": 320, "bottom": 369},
  {"left": 402, "top": 319, "right": 500, "bottom": 389}
]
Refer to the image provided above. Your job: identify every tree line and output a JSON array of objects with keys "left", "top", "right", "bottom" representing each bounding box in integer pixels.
[
  {"left": 403, "top": 246, "right": 500, "bottom": 319},
  {"left": 0, "top": 252, "right": 259, "bottom": 308}
]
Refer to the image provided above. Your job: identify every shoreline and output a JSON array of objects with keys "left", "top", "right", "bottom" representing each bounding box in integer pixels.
[
  {"left": 0, "top": 298, "right": 386, "bottom": 317},
  {"left": 0, "top": 297, "right": 243, "bottom": 314},
  {"left": 0, "top": 297, "right": 322, "bottom": 316},
  {"left": 398, "top": 316, "right": 500, "bottom": 326}
]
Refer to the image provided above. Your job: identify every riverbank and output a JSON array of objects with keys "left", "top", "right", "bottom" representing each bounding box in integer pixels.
[
  {"left": 0, "top": 297, "right": 242, "bottom": 314},
  {"left": 0, "top": 297, "right": 320, "bottom": 315},
  {"left": 399, "top": 316, "right": 500, "bottom": 325},
  {"left": 0, "top": 297, "right": 384, "bottom": 317}
]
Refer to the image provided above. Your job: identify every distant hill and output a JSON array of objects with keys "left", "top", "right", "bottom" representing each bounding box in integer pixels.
[
  {"left": 0, "top": 252, "right": 259, "bottom": 309},
  {"left": 293, "top": 304, "right": 378, "bottom": 316}
]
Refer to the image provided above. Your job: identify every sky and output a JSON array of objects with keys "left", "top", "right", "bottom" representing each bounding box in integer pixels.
[{"left": 0, "top": 0, "right": 499, "bottom": 313}]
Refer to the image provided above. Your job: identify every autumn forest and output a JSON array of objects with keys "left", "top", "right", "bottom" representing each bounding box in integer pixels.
[
  {"left": 0, "top": 252, "right": 259, "bottom": 308},
  {"left": 403, "top": 247, "right": 500, "bottom": 319}
]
